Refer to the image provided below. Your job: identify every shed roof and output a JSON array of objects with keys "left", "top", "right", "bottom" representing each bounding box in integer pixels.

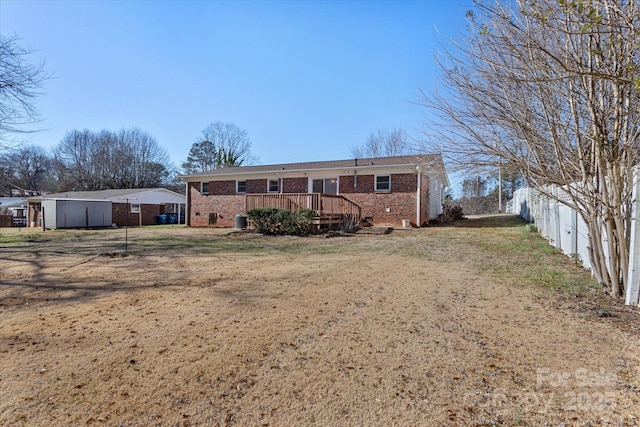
[
  {"left": 0, "top": 198, "right": 27, "bottom": 208},
  {"left": 29, "top": 188, "right": 185, "bottom": 204}
]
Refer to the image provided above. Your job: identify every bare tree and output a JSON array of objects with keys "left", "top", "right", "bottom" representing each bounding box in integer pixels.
[
  {"left": 350, "top": 127, "right": 413, "bottom": 158},
  {"left": 3, "top": 144, "right": 52, "bottom": 195},
  {"left": 421, "top": 0, "right": 640, "bottom": 297},
  {"left": 54, "top": 128, "right": 173, "bottom": 190},
  {"left": 0, "top": 35, "right": 50, "bottom": 147},
  {"left": 190, "top": 122, "right": 257, "bottom": 171},
  {"left": 0, "top": 144, "right": 53, "bottom": 195},
  {"left": 0, "top": 153, "right": 10, "bottom": 196},
  {"left": 110, "top": 128, "right": 173, "bottom": 188}
]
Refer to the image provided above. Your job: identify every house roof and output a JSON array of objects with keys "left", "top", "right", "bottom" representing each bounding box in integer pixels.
[
  {"left": 0, "top": 197, "right": 27, "bottom": 208},
  {"left": 28, "top": 188, "right": 185, "bottom": 204},
  {"left": 180, "top": 154, "right": 449, "bottom": 186}
]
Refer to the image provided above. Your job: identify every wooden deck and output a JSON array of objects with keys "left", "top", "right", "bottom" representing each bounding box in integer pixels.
[{"left": 245, "top": 193, "right": 361, "bottom": 230}]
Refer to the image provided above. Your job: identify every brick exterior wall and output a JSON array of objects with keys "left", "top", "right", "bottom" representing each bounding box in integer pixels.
[
  {"left": 246, "top": 179, "right": 267, "bottom": 193},
  {"left": 421, "top": 176, "right": 430, "bottom": 226},
  {"left": 283, "top": 177, "right": 307, "bottom": 193},
  {"left": 188, "top": 172, "right": 430, "bottom": 228},
  {"left": 112, "top": 203, "right": 166, "bottom": 226},
  {"left": 339, "top": 173, "right": 420, "bottom": 226},
  {"left": 343, "top": 192, "right": 418, "bottom": 227},
  {"left": 391, "top": 173, "right": 417, "bottom": 193},
  {"left": 209, "top": 180, "right": 236, "bottom": 195},
  {"left": 339, "top": 174, "right": 374, "bottom": 193},
  {"left": 189, "top": 187, "right": 245, "bottom": 227}
]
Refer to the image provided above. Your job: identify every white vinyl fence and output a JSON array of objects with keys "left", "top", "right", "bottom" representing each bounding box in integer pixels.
[{"left": 507, "top": 185, "right": 639, "bottom": 306}]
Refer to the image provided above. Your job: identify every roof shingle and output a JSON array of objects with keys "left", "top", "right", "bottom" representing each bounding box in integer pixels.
[{"left": 181, "top": 154, "right": 445, "bottom": 179}]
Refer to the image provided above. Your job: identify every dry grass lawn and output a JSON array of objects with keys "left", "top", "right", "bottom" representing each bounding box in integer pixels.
[{"left": 0, "top": 215, "right": 639, "bottom": 426}]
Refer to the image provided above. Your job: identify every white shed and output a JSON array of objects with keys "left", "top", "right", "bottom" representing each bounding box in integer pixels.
[
  {"left": 41, "top": 198, "right": 112, "bottom": 230},
  {"left": 28, "top": 188, "right": 186, "bottom": 228}
]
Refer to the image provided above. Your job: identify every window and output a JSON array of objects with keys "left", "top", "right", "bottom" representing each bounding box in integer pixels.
[
  {"left": 131, "top": 203, "right": 141, "bottom": 214},
  {"left": 268, "top": 179, "right": 280, "bottom": 193},
  {"left": 324, "top": 178, "right": 338, "bottom": 195},
  {"left": 201, "top": 182, "right": 209, "bottom": 194},
  {"left": 375, "top": 175, "right": 391, "bottom": 192},
  {"left": 311, "top": 178, "right": 338, "bottom": 195},
  {"left": 237, "top": 181, "right": 246, "bottom": 194}
]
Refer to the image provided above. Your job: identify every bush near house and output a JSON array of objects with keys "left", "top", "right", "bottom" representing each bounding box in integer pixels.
[
  {"left": 442, "top": 204, "right": 464, "bottom": 224},
  {"left": 246, "top": 208, "right": 315, "bottom": 236}
]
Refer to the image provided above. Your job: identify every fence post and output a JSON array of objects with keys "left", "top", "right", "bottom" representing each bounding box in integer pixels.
[
  {"left": 626, "top": 166, "right": 640, "bottom": 306},
  {"left": 571, "top": 207, "right": 578, "bottom": 258},
  {"left": 553, "top": 185, "right": 561, "bottom": 250}
]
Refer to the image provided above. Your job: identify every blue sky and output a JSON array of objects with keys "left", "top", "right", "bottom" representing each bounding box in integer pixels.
[{"left": 1, "top": 0, "right": 472, "bottom": 168}]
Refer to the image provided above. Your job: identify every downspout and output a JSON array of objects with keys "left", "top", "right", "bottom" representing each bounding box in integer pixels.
[
  {"left": 354, "top": 158, "right": 358, "bottom": 188},
  {"left": 416, "top": 166, "right": 421, "bottom": 227}
]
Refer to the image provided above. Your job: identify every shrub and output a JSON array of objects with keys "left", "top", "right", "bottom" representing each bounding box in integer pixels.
[
  {"left": 247, "top": 208, "right": 315, "bottom": 236},
  {"left": 247, "top": 208, "right": 280, "bottom": 235},
  {"left": 441, "top": 204, "right": 464, "bottom": 224}
]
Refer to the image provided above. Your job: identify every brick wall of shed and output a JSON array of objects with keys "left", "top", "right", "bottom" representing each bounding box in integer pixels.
[
  {"left": 28, "top": 203, "right": 41, "bottom": 227},
  {"left": 113, "top": 203, "right": 165, "bottom": 226}
]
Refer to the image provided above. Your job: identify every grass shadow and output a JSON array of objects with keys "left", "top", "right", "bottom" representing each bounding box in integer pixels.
[{"left": 453, "top": 214, "right": 527, "bottom": 228}]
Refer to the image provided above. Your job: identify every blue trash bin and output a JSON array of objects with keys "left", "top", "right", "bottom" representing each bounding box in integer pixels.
[
  {"left": 156, "top": 214, "right": 167, "bottom": 224},
  {"left": 167, "top": 213, "right": 177, "bottom": 224}
]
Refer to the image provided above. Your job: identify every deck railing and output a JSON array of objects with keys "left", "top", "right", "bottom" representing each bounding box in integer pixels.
[{"left": 245, "top": 193, "right": 361, "bottom": 228}]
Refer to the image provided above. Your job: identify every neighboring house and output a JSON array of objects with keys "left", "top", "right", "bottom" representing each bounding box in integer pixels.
[
  {"left": 0, "top": 197, "right": 28, "bottom": 227},
  {"left": 27, "top": 188, "right": 186, "bottom": 229},
  {"left": 180, "top": 155, "right": 449, "bottom": 228}
]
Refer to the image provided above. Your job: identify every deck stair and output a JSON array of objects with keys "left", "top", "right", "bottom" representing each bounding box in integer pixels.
[{"left": 245, "top": 193, "right": 361, "bottom": 230}]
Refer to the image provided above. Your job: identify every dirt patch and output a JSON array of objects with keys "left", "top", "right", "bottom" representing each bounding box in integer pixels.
[{"left": 0, "top": 220, "right": 639, "bottom": 426}]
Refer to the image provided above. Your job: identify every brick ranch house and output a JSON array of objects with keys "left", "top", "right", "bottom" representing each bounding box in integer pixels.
[{"left": 180, "top": 155, "right": 449, "bottom": 228}]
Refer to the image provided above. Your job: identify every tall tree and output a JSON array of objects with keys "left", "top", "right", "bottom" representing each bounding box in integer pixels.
[
  {"left": 54, "top": 128, "right": 173, "bottom": 191},
  {"left": 183, "top": 122, "right": 256, "bottom": 173},
  {"left": 0, "top": 35, "right": 50, "bottom": 147},
  {"left": 421, "top": 0, "right": 640, "bottom": 297},
  {"left": 0, "top": 144, "right": 52, "bottom": 195},
  {"left": 181, "top": 140, "right": 217, "bottom": 174},
  {"left": 457, "top": 175, "right": 496, "bottom": 214},
  {"left": 350, "top": 127, "right": 413, "bottom": 158}
]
